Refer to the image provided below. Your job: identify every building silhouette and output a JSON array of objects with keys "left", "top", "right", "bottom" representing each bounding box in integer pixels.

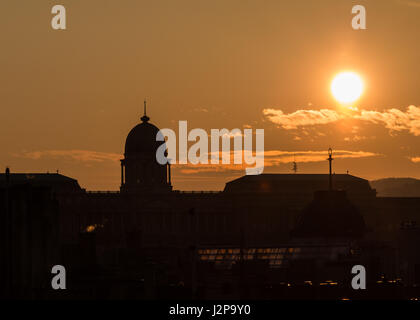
[
  {"left": 121, "top": 101, "right": 172, "bottom": 193},
  {"left": 1, "top": 111, "right": 420, "bottom": 299}
]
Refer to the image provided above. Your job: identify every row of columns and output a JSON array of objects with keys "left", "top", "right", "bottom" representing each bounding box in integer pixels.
[{"left": 120, "top": 159, "right": 171, "bottom": 187}]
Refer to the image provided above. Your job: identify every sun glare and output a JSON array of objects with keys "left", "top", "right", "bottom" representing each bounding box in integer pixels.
[{"left": 331, "top": 72, "right": 364, "bottom": 104}]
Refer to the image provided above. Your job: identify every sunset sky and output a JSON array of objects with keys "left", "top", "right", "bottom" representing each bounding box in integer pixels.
[{"left": 1, "top": 0, "right": 420, "bottom": 190}]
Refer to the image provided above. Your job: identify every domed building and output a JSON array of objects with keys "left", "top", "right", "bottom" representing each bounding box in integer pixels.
[
  {"left": 120, "top": 102, "right": 172, "bottom": 193},
  {"left": 292, "top": 190, "right": 366, "bottom": 239}
]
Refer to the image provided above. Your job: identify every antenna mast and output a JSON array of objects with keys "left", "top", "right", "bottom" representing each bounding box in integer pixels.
[{"left": 292, "top": 154, "right": 297, "bottom": 174}]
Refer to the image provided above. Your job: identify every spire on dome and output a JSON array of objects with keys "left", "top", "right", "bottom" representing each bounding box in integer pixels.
[{"left": 141, "top": 99, "right": 150, "bottom": 122}]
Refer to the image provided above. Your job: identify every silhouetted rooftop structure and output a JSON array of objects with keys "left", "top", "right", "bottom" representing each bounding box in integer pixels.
[
  {"left": 125, "top": 121, "right": 165, "bottom": 155},
  {"left": 224, "top": 174, "right": 375, "bottom": 198},
  {"left": 124, "top": 100, "right": 165, "bottom": 155},
  {"left": 3, "top": 114, "right": 420, "bottom": 299},
  {"left": 0, "top": 173, "right": 82, "bottom": 193},
  {"left": 121, "top": 102, "right": 171, "bottom": 193},
  {"left": 292, "top": 190, "right": 366, "bottom": 239}
]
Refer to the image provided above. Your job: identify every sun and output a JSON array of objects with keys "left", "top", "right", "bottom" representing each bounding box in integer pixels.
[{"left": 331, "top": 72, "right": 364, "bottom": 104}]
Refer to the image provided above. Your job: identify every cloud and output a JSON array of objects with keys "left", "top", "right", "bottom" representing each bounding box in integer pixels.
[
  {"left": 263, "top": 105, "right": 420, "bottom": 136},
  {"left": 410, "top": 157, "right": 420, "bottom": 163},
  {"left": 263, "top": 108, "right": 343, "bottom": 129},
  {"left": 174, "top": 149, "right": 379, "bottom": 174},
  {"left": 14, "top": 150, "right": 122, "bottom": 163},
  {"left": 263, "top": 150, "right": 379, "bottom": 165},
  {"left": 344, "top": 135, "right": 369, "bottom": 142},
  {"left": 14, "top": 148, "right": 379, "bottom": 176},
  {"left": 193, "top": 107, "right": 209, "bottom": 113},
  {"left": 356, "top": 106, "right": 420, "bottom": 136}
]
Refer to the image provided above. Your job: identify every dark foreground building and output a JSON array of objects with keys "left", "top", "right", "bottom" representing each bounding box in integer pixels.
[{"left": 1, "top": 112, "right": 420, "bottom": 299}]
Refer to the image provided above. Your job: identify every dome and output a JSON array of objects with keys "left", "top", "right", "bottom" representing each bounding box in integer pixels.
[
  {"left": 124, "top": 116, "right": 165, "bottom": 155},
  {"left": 292, "top": 190, "right": 365, "bottom": 239}
]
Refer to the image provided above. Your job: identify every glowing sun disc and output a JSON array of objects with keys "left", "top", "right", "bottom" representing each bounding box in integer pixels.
[{"left": 331, "top": 72, "right": 364, "bottom": 104}]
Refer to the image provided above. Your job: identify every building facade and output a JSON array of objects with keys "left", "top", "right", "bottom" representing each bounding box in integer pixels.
[{"left": 2, "top": 112, "right": 420, "bottom": 298}]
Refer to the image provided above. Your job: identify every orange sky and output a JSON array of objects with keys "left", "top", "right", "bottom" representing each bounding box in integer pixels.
[{"left": 1, "top": 0, "right": 420, "bottom": 190}]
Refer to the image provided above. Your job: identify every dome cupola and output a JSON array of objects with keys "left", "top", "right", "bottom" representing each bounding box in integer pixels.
[{"left": 120, "top": 101, "right": 172, "bottom": 193}]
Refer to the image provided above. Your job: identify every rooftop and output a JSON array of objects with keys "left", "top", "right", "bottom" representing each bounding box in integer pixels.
[
  {"left": 0, "top": 172, "right": 82, "bottom": 192},
  {"left": 224, "top": 173, "right": 375, "bottom": 196}
]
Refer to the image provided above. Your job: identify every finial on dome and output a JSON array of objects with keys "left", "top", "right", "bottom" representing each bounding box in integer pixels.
[{"left": 141, "top": 99, "right": 150, "bottom": 122}]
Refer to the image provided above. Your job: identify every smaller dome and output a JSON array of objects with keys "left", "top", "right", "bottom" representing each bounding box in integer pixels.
[
  {"left": 124, "top": 119, "right": 165, "bottom": 155},
  {"left": 292, "top": 190, "right": 365, "bottom": 239}
]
